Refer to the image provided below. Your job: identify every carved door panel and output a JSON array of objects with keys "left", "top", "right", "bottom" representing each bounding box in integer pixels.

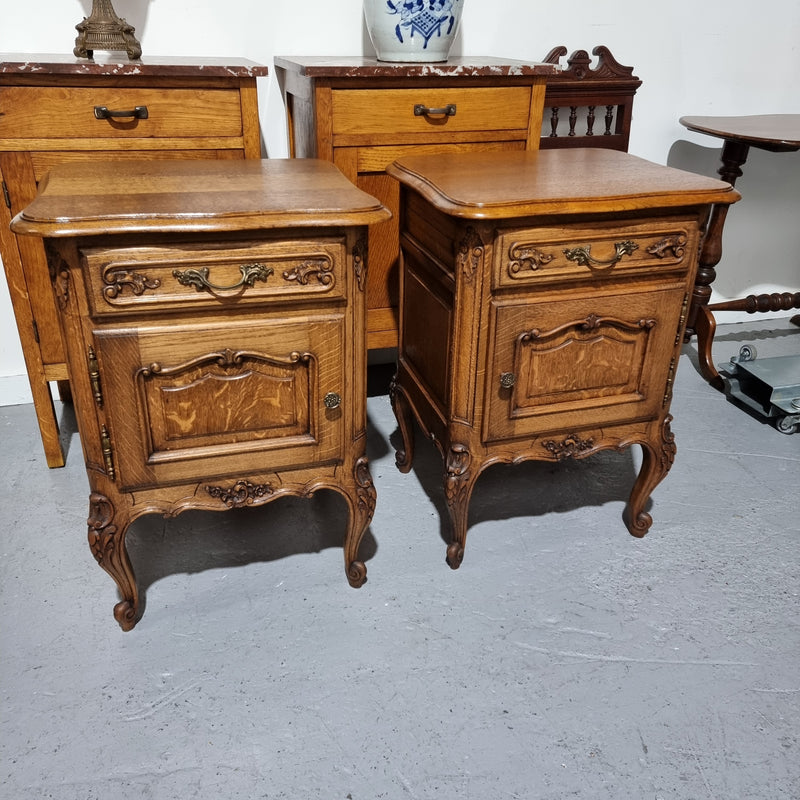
[
  {"left": 93, "top": 314, "right": 346, "bottom": 489},
  {"left": 483, "top": 283, "right": 687, "bottom": 441}
]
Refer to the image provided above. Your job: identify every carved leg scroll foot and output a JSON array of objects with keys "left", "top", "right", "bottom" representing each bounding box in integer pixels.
[
  {"left": 444, "top": 444, "right": 476, "bottom": 570},
  {"left": 624, "top": 418, "right": 677, "bottom": 538},
  {"left": 389, "top": 377, "right": 416, "bottom": 474},
  {"left": 87, "top": 493, "right": 139, "bottom": 631},
  {"left": 342, "top": 457, "right": 376, "bottom": 588},
  {"left": 446, "top": 541, "right": 465, "bottom": 570}
]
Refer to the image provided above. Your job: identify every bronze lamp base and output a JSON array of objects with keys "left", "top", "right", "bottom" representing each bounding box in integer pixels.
[{"left": 74, "top": 0, "right": 142, "bottom": 60}]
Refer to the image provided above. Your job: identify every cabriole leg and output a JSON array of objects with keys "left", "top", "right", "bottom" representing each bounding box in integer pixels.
[
  {"left": 389, "top": 377, "right": 416, "bottom": 474},
  {"left": 340, "top": 456, "right": 376, "bottom": 588},
  {"left": 87, "top": 492, "right": 138, "bottom": 631},
  {"left": 444, "top": 444, "right": 479, "bottom": 569},
  {"left": 624, "top": 417, "right": 677, "bottom": 538}
]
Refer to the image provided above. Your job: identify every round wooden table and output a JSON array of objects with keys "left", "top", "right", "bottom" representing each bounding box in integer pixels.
[{"left": 679, "top": 114, "right": 800, "bottom": 388}]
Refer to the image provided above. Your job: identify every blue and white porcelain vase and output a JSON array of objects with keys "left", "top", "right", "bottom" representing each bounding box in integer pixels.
[{"left": 364, "top": 0, "right": 464, "bottom": 63}]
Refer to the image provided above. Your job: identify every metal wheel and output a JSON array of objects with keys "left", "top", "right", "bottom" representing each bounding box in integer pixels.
[
  {"left": 775, "top": 416, "right": 798, "bottom": 435},
  {"left": 738, "top": 344, "right": 757, "bottom": 361}
]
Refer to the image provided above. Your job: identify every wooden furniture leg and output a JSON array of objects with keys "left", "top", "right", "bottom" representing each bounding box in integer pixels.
[
  {"left": 389, "top": 378, "right": 416, "bottom": 474},
  {"left": 624, "top": 418, "right": 678, "bottom": 538},
  {"left": 341, "top": 457, "right": 377, "bottom": 588},
  {"left": 87, "top": 493, "right": 139, "bottom": 632},
  {"left": 685, "top": 138, "right": 752, "bottom": 388}
]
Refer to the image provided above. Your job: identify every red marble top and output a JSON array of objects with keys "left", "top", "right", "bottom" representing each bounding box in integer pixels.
[
  {"left": 0, "top": 54, "right": 269, "bottom": 78},
  {"left": 274, "top": 56, "right": 557, "bottom": 79}
]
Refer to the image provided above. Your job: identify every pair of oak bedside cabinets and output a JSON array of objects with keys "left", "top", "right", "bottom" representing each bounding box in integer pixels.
[{"left": 3, "top": 55, "right": 738, "bottom": 630}]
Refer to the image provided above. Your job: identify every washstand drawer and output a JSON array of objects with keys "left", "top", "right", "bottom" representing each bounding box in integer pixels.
[
  {"left": 494, "top": 219, "right": 698, "bottom": 289},
  {"left": 331, "top": 86, "right": 532, "bottom": 138},
  {"left": 83, "top": 238, "right": 348, "bottom": 316},
  {"left": 0, "top": 86, "right": 244, "bottom": 140}
]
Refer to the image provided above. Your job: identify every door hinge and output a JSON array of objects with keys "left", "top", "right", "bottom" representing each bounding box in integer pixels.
[
  {"left": 87, "top": 346, "right": 104, "bottom": 407},
  {"left": 675, "top": 292, "right": 690, "bottom": 345},
  {"left": 663, "top": 356, "right": 677, "bottom": 407},
  {"left": 100, "top": 425, "right": 116, "bottom": 481},
  {"left": 2, "top": 180, "right": 10, "bottom": 210}
]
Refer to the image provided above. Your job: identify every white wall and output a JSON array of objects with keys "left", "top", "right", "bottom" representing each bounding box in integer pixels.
[{"left": 1, "top": 0, "right": 799, "bottom": 405}]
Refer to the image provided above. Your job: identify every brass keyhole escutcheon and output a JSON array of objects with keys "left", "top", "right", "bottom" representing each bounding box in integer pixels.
[
  {"left": 500, "top": 372, "right": 516, "bottom": 389},
  {"left": 324, "top": 392, "right": 342, "bottom": 409}
]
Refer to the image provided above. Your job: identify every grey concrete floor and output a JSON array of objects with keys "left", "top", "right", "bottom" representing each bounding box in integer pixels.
[{"left": 1, "top": 319, "right": 798, "bottom": 799}]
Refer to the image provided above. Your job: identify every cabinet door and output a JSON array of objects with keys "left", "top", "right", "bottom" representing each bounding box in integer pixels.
[
  {"left": 93, "top": 314, "right": 346, "bottom": 489},
  {"left": 484, "top": 282, "right": 687, "bottom": 441}
]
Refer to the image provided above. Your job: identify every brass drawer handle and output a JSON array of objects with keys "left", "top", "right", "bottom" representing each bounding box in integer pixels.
[
  {"left": 563, "top": 240, "right": 639, "bottom": 269},
  {"left": 172, "top": 263, "right": 273, "bottom": 293},
  {"left": 414, "top": 103, "right": 457, "bottom": 118},
  {"left": 94, "top": 105, "right": 149, "bottom": 120}
]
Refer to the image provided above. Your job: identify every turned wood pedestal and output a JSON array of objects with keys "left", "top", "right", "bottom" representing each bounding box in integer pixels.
[
  {"left": 12, "top": 158, "right": 389, "bottom": 630},
  {"left": 679, "top": 114, "right": 800, "bottom": 389},
  {"left": 386, "top": 149, "right": 739, "bottom": 567}
]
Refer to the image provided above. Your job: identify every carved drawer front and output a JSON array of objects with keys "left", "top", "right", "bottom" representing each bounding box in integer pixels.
[
  {"left": 0, "top": 86, "right": 244, "bottom": 140},
  {"left": 83, "top": 238, "right": 347, "bottom": 316},
  {"left": 483, "top": 282, "right": 688, "bottom": 442},
  {"left": 331, "top": 87, "right": 532, "bottom": 138},
  {"left": 494, "top": 219, "right": 697, "bottom": 289},
  {"left": 92, "top": 314, "right": 346, "bottom": 489}
]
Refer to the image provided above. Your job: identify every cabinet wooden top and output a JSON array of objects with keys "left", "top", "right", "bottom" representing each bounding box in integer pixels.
[
  {"left": 0, "top": 53, "right": 269, "bottom": 78},
  {"left": 11, "top": 158, "right": 390, "bottom": 238},
  {"left": 274, "top": 56, "right": 557, "bottom": 79},
  {"left": 386, "top": 149, "right": 740, "bottom": 218}
]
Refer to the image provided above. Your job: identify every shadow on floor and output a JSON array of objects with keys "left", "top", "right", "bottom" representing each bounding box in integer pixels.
[{"left": 386, "top": 418, "right": 643, "bottom": 554}]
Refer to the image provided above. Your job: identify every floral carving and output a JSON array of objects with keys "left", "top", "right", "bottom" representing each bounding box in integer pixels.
[
  {"left": 444, "top": 444, "right": 472, "bottom": 505},
  {"left": 542, "top": 433, "right": 595, "bottom": 460},
  {"left": 354, "top": 456, "right": 377, "bottom": 520},
  {"left": 87, "top": 493, "right": 117, "bottom": 565},
  {"left": 456, "top": 227, "right": 484, "bottom": 282},
  {"left": 646, "top": 235, "right": 687, "bottom": 260},
  {"left": 205, "top": 480, "right": 273, "bottom": 508},
  {"left": 45, "top": 243, "right": 71, "bottom": 309},
  {"left": 282, "top": 258, "right": 335, "bottom": 287},
  {"left": 353, "top": 235, "right": 368, "bottom": 292},
  {"left": 660, "top": 414, "right": 677, "bottom": 471},
  {"left": 103, "top": 268, "right": 161, "bottom": 299},
  {"left": 508, "top": 244, "right": 554, "bottom": 276}
]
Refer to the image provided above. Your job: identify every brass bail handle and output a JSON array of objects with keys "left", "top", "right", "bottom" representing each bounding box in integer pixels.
[
  {"left": 563, "top": 240, "right": 639, "bottom": 269},
  {"left": 172, "top": 263, "right": 273, "bottom": 294}
]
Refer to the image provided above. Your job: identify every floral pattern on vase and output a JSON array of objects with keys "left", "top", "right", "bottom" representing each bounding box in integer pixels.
[{"left": 364, "top": 0, "right": 464, "bottom": 63}]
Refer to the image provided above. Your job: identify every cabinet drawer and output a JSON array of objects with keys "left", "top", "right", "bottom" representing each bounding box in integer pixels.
[
  {"left": 483, "top": 283, "right": 687, "bottom": 441},
  {"left": 331, "top": 87, "right": 532, "bottom": 137},
  {"left": 0, "top": 86, "right": 243, "bottom": 140},
  {"left": 94, "top": 314, "right": 346, "bottom": 489},
  {"left": 83, "top": 238, "right": 347, "bottom": 316},
  {"left": 494, "top": 219, "right": 698, "bottom": 289}
]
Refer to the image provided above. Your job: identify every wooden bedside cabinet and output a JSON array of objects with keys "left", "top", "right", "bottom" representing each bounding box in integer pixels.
[
  {"left": 0, "top": 55, "right": 268, "bottom": 468},
  {"left": 274, "top": 57, "right": 557, "bottom": 351},
  {"left": 386, "top": 149, "right": 738, "bottom": 568},
  {"left": 12, "top": 158, "right": 390, "bottom": 630}
]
